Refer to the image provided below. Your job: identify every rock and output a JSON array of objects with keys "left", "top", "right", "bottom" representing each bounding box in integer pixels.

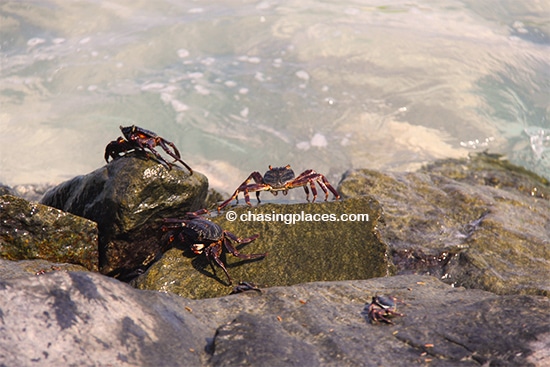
[
  {"left": 210, "top": 312, "right": 319, "bottom": 367},
  {"left": 40, "top": 154, "right": 208, "bottom": 278},
  {"left": 0, "top": 195, "right": 98, "bottom": 271},
  {"left": 338, "top": 153, "right": 550, "bottom": 296},
  {"left": 0, "top": 258, "right": 88, "bottom": 279},
  {"left": 0, "top": 272, "right": 548, "bottom": 366},
  {"left": 12, "top": 183, "right": 57, "bottom": 202},
  {"left": 0, "top": 271, "right": 209, "bottom": 367},
  {"left": 0, "top": 184, "right": 13, "bottom": 196},
  {"left": 133, "top": 196, "right": 392, "bottom": 299},
  {"left": 0, "top": 183, "right": 58, "bottom": 202}
]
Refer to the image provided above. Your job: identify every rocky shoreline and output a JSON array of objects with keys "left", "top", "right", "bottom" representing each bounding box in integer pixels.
[{"left": 1, "top": 152, "right": 549, "bottom": 366}]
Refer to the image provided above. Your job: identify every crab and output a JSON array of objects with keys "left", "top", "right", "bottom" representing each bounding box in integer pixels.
[
  {"left": 363, "top": 295, "right": 404, "bottom": 324},
  {"left": 162, "top": 209, "right": 267, "bottom": 285},
  {"left": 217, "top": 165, "right": 340, "bottom": 211},
  {"left": 104, "top": 125, "right": 193, "bottom": 174}
]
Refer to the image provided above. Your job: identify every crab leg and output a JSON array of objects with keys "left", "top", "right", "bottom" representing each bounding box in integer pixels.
[
  {"left": 241, "top": 183, "right": 272, "bottom": 206},
  {"left": 224, "top": 231, "right": 260, "bottom": 244},
  {"left": 302, "top": 185, "right": 310, "bottom": 201},
  {"left": 161, "top": 219, "right": 186, "bottom": 231},
  {"left": 287, "top": 170, "right": 340, "bottom": 202},
  {"left": 135, "top": 138, "right": 173, "bottom": 169},
  {"left": 204, "top": 242, "right": 233, "bottom": 283},
  {"left": 104, "top": 137, "right": 131, "bottom": 162},
  {"left": 161, "top": 209, "right": 209, "bottom": 231},
  {"left": 217, "top": 171, "right": 267, "bottom": 211},
  {"left": 156, "top": 138, "right": 182, "bottom": 158},
  {"left": 320, "top": 175, "right": 340, "bottom": 200},
  {"left": 222, "top": 237, "right": 267, "bottom": 260},
  {"left": 157, "top": 138, "right": 194, "bottom": 175},
  {"left": 308, "top": 181, "right": 318, "bottom": 202}
]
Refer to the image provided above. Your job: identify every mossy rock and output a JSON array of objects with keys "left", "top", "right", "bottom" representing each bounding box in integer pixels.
[
  {"left": 133, "top": 196, "right": 393, "bottom": 299},
  {"left": 0, "top": 195, "right": 98, "bottom": 271},
  {"left": 338, "top": 153, "right": 550, "bottom": 296},
  {"left": 41, "top": 154, "right": 208, "bottom": 278}
]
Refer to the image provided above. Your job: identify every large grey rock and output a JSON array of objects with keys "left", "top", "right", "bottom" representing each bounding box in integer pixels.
[
  {"left": 0, "top": 271, "right": 208, "bottom": 366},
  {"left": 338, "top": 153, "right": 550, "bottom": 296},
  {"left": 40, "top": 154, "right": 208, "bottom": 278},
  {"left": 133, "top": 196, "right": 392, "bottom": 299},
  {"left": 0, "top": 195, "right": 98, "bottom": 271},
  {"left": 0, "top": 272, "right": 548, "bottom": 366}
]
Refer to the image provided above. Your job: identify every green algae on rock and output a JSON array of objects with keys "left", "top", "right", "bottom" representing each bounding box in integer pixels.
[
  {"left": 338, "top": 153, "right": 550, "bottom": 296},
  {"left": 0, "top": 195, "right": 98, "bottom": 271},
  {"left": 133, "top": 196, "right": 392, "bottom": 299},
  {"left": 40, "top": 154, "right": 208, "bottom": 278}
]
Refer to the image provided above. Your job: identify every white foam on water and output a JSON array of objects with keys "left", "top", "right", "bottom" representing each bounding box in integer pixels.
[{"left": 310, "top": 133, "right": 328, "bottom": 148}]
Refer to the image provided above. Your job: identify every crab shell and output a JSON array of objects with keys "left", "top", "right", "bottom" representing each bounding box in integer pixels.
[
  {"left": 263, "top": 165, "right": 296, "bottom": 190},
  {"left": 120, "top": 125, "right": 158, "bottom": 140},
  {"left": 181, "top": 219, "right": 224, "bottom": 243}
]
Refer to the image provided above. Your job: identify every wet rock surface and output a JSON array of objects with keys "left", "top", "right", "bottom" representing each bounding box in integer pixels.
[
  {"left": 40, "top": 154, "right": 208, "bottom": 278},
  {"left": 338, "top": 153, "right": 550, "bottom": 296},
  {"left": 0, "top": 271, "right": 548, "bottom": 367},
  {"left": 133, "top": 196, "right": 391, "bottom": 299},
  {"left": 0, "top": 195, "right": 98, "bottom": 271}
]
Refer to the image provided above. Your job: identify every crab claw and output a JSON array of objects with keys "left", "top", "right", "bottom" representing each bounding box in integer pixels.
[{"left": 192, "top": 243, "right": 205, "bottom": 254}]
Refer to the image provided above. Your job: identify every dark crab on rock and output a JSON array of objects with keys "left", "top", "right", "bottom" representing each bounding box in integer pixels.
[
  {"left": 162, "top": 209, "right": 267, "bottom": 285},
  {"left": 105, "top": 125, "right": 193, "bottom": 174},
  {"left": 363, "top": 295, "right": 405, "bottom": 324},
  {"left": 217, "top": 165, "right": 340, "bottom": 211}
]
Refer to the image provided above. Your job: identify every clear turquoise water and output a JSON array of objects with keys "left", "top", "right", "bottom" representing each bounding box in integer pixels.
[{"left": 1, "top": 0, "right": 549, "bottom": 193}]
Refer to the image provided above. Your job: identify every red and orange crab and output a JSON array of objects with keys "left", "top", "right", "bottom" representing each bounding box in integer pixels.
[
  {"left": 105, "top": 125, "right": 193, "bottom": 174},
  {"left": 217, "top": 165, "right": 340, "bottom": 211}
]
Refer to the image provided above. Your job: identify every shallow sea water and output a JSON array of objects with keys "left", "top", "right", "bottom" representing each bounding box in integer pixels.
[{"left": 0, "top": 0, "right": 549, "bottom": 195}]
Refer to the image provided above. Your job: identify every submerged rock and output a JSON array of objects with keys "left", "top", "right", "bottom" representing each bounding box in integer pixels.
[
  {"left": 133, "top": 196, "right": 392, "bottom": 299},
  {"left": 338, "top": 153, "right": 550, "bottom": 296},
  {"left": 0, "top": 195, "right": 98, "bottom": 271},
  {"left": 0, "top": 271, "right": 548, "bottom": 367},
  {"left": 41, "top": 154, "right": 208, "bottom": 279}
]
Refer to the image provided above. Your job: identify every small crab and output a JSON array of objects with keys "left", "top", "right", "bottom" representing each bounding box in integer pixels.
[
  {"left": 162, "top": 209, "right": 267, "bottom": 284},
  {"left": 363, "top": 295, "right": 404, "bottom": 324},
  {"left": 104, "top": 125, "right": 193, "bottom": 174},
  {"left": 217, "top": 165, "right": 340, "bottom": 211}
]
